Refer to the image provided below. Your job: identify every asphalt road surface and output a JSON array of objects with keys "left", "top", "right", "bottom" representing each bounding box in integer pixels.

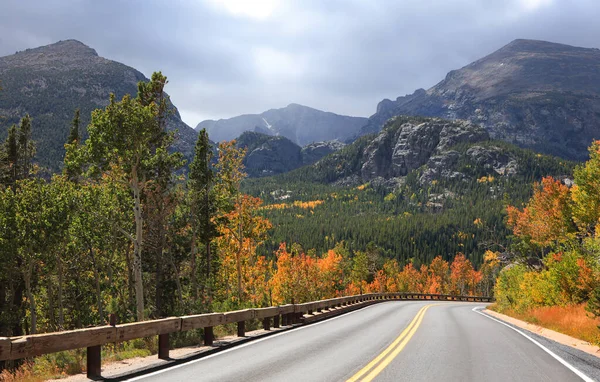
[{"left": 128, "top": 301, "right": 600, "bottom": 382}]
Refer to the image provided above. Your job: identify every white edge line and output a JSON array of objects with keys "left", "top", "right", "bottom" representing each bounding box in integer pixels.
[
  {"left": 126, "top": 301, "right": 408, "bottom": 381},
  {"left": 472, "top": 306, "right": 594, "bottom": 382}
]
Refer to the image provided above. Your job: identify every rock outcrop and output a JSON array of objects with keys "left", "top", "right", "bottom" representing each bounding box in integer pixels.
[
  {"left": 356, "top": 39, "right": 600, "bottom": 161},
  {"left": 305, "top": 116, "right": 528, "bottom": 189},
  {"left": 360, "top": 117, "right": 489, "bottom": 180},
  {"left": 235, "top": 132, "right": 345, "bottom": 177}
]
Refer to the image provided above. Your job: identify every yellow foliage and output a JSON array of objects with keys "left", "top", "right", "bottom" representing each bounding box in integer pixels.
[{"left": 262, "top": 199, "right": 325, "bottom": 211}]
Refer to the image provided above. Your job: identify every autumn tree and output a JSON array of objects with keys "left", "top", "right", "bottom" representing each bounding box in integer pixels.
[
  {"left": 450, "top": 253, "right": 475, "bottom": 295},
  {"left": 506, "top": 176, "right": 574, "bottom": 250}
]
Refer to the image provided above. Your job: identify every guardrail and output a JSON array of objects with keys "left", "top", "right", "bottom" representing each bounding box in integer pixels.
[{"left": 0, "top": 292, "right": 491, "bottom": 378}]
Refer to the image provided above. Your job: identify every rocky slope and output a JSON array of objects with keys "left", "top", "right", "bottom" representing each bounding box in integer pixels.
[
  {"left": 358, "top": 39, "right": 600, "bottom": 161},
  {"left": 290, "top": 116, "right": 571, "bottom": 190},
  {"left": 0, "top": 40, "right": 197, "bottom": 170},
  {"left": 198, "top": 103, "right": 367, "bottom": 146},
  {"left": 235, "top": 131, "right": 345, "bottom": 177}
]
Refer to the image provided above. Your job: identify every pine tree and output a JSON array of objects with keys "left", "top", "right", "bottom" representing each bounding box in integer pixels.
[
  {"left": 67, "top": 109, "right": 80, "bottom": 145},
  {"left": 188, "top": 128, "right": 218, "bottom": 301}
]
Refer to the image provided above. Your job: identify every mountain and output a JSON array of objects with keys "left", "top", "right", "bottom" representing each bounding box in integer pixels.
[
  {"left": 235, "top": 131, "right": 345, "bottom": 177},
  {"left": 358, "top": 39, "right": 600, "bottom": 161},
  {"left": 283, "top": 115, "right": 571, "bottom": 188},
  {"left": 244, "top": 115, "right": 574, "bottom": 262},
  {"left": 0, "top": 40, "right": 198, "bottom": 170},
  {"left": 197, "top": 103, "right": 367, "bottom": 146}
]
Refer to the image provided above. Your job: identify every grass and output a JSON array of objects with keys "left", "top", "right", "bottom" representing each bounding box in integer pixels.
[
  {"left": 0, "top": 324, "right": 254, "bottom": 380},
  {"left": 490, "top": 303, "right": 600, "bottom": 346}
]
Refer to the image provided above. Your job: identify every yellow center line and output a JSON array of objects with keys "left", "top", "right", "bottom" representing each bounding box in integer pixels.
[{"left": 346, "top": 304, "right": 436, "bottom": 382}]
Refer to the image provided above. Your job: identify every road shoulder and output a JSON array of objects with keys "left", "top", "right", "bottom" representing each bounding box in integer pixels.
[{"left": 484, "top": 308, "right": 600, "bottom": 359}]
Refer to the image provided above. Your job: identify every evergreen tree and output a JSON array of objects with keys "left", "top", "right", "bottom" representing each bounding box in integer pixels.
[
  {"left": 67, "top": 109, "right": 80, "bottom": 145},
  {"left": 188, "top": 129, "right": 218, "bottom": 300},
  {"left": 83, "top": 72, "right": 180, "bottom": 321}
]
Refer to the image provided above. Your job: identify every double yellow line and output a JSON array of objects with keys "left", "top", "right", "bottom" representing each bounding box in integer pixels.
[{"left": 346, "top": 304, "right": 436, "bottom": 382}]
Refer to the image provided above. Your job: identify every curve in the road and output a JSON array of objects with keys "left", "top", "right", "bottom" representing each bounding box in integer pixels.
[{"left": 124, "top": 302, "right": 597, "bottom": 382}]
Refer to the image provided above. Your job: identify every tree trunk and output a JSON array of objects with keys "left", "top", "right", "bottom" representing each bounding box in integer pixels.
[
  {"left": 190, "top": 230, "right": 198, "bottom": 302},
  {"left": 57, "top": 254, "right": 64, "bottom": 329},
  {"left": 132, "top": 170, "right": 145, "bottom": 321},
  {"left": 89, "top": 247, "right": 103, "bottom": 322},
  {"left": 168, "top": 251, "right": 184, "bottom": 308},
  {"left": 204, "top": 188, "right": 211, "bottom": 298},
  {"left": 11, "top": 277, "right": 24, "bottom": 336},
  {"left": 46, "top": 277, "right": 55, "bottom": 331},
  {"left": 0, "top": 280, "right": 5, "bottom": 334},
  {"left": 206, "top": 241, "right": 211, "bottom": 303},
  {"left": 23, "top": 259, "right": 36, "bottom": 334},
  {"left": 236, "top": 198, "right": 243, "bottom": 302}
]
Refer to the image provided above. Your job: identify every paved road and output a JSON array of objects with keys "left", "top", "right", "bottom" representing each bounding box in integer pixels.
[{"left": 128, "top": 302, "right": 599, "bottom": 382}]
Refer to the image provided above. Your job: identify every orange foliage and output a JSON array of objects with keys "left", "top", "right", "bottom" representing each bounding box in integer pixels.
[
  {"left": 271, "top": 244, "right": 344, "bottom": 304},
  {"left": 506, "top": 176, "right": 573, "bottom": 247},
  {"left": 216, "top": 194, "right": 272, "bottom": 305}
]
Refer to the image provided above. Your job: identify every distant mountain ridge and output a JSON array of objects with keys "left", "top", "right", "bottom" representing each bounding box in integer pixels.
[
  {"left": 358, "top": 39, "right": 600, "bottom": 161},
  {"left": 0, "top": 39, "right": 198, "bottom": 170},
  {"left": 197, "top": 103, "right": 367, "bottom": 146},
  {"left": 235, "top": 131, "right": 345, "bottom": 177}
]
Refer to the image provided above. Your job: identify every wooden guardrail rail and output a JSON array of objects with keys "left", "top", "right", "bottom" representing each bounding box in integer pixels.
[{"left": 0, "top": 292, "right": 492, "bottom": 378}]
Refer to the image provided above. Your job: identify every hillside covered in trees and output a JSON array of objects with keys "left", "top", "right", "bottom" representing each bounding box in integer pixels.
[
  {"left": 244, "top": 116, "right": 574, "bottom": 268},
  {"left": 0, "top": 73, "right": 498, "bottom": 355}
]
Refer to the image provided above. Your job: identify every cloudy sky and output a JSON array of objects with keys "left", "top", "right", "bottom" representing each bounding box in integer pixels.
[{"left": 1, "top": 0, "right": 599, "bottom": 127}]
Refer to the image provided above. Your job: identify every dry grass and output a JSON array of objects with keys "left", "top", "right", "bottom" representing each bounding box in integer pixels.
[
  {"left": 493, "top": 304, "right": 600, "bottom": 346},
  {"left": 0, "top": 362, "right": 50, "bottom": 382}
]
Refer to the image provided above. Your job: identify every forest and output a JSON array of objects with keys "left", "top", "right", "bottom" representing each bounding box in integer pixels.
[
  {"left": 0, "top": 73, "right": 491, "bottom": 348},
  {"left": 3, "top": 71, "right": 599, "bottom": 381}
]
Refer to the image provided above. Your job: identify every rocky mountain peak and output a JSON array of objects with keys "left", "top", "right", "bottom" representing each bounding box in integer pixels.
[
  {"left": 42, "top": 39, "right": 98, "bottom": 56},
  {"left": 0, "top": 39, "right": 104, "bottom": 73},
  {"left": 357, "top": 39, "right": 600, "bottom": 161}
]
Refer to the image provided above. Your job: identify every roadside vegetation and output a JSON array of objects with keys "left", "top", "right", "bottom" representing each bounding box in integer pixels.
[
  {"left": 0, "top": 74, "right": 494, "bottom": 379},
  {"left": 0, "top": 73, "right": 597, "bottom": 379},
  {"left": 493, "top": 141, "right": 600, "bottom": 344}
]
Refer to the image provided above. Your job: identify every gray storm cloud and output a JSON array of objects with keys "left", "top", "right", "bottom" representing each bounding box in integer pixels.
[{"left": 1, "top": 0, "right": 599, "bottom": 126}]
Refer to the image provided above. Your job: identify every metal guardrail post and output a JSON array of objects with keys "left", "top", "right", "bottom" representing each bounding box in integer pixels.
[
  {"left": 158, "top": 333, "right": 170, "bottom": 360},
  {"left": 204, "top": 327, "right": 214, "bottom": 346},
  {"left": 87, "top": 345, "right": 101, "bottom": 379},
  {"left": 263, "top": 317, "right": 271, "bottom": 331},
  {"left": 237, "top": 321, "right": 245, "bottom": 337},
  {"left": 273, "top": 314, "right": 280, "bottom": 328}
]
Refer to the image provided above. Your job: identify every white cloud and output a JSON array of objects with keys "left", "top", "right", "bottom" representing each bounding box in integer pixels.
[
  {"left": 205, "top": 0, "right": 280, "bottom": 20},
  {"left": 253, "top": 46, "right": 306, "bottom": 82},
  {"left": 519, "top": 0, "right": 553, "bottom": 12}
]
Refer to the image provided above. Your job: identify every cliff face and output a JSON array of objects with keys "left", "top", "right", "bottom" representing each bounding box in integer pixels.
[
  {"left": 299, "top": 115, "right": 562, "bottom": 191},
  {"left": 358, "top": 39, "right": 600, "bottom": 161},
  {"left": 235, "top": 131, "right": 345, "bottom": 177},
  {"left": 0, "top": 40, "right": 197, "bottom": 170}
]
